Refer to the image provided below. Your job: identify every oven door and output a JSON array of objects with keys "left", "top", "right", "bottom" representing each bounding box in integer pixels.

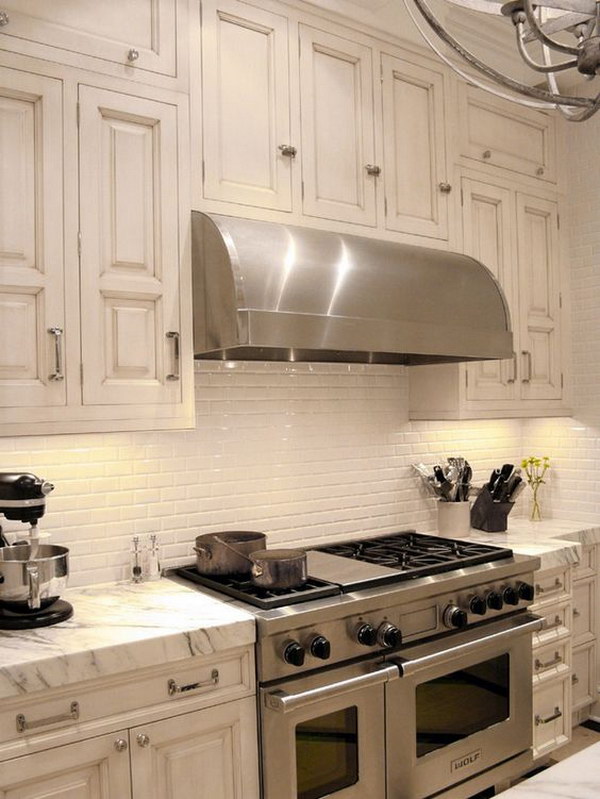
[
  {"left": 260, "top": 660, "right": 398, "bottom": 799},
  {"left": 387, "top": 612, "right": 543, "bottom": 799}
]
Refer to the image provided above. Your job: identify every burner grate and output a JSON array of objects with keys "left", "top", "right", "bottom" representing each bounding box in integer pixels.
[{"left": 175, "top": 566, "right": 340, "bottom": 609}]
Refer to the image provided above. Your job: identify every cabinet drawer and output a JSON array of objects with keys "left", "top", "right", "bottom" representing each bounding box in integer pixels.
[
  {"left": 0, "top": 0, "right": 177, "bottom": 77},
  {"left": 459, "top": 84, "right": 556, "bottom": 182},
  {"left": 572, "top": 643, "right": 596, "bottom": 712},
  {"left": 573, "top": 579, "right": 595, "bottom": 645},
  {"left": 531, "top": 567, "right": 570, "bottom": 608},
  {"left": 532, "top": 604, "right": 571, "bottom": 647},
  {"left": 0, "top": 646, "right": 253, "bottom": 749},
  {"left": 572, "top": 546, "right": 596, "bottom": 581},
  {"left": 533, "top": 677, "right": 570, "bottom": 759},
  {"left": 532, "top": 641, "right": 570, "bottom": 685}
]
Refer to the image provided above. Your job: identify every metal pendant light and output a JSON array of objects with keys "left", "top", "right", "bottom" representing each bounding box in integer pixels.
[{"left": 403, "top": 0, "right": 600, "bottom": 120}]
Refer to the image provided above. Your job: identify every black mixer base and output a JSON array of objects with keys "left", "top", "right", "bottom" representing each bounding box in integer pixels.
[{"left": 0, "top": 600, "right": 73, "bottom": 629}]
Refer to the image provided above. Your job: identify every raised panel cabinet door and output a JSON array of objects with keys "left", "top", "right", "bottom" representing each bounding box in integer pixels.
[
  {"left": 130, "top": 698, "right": 259, "bottom": 799},
  {"left": 78, "top": 86, "right": 182, "bottom": 406},
  {"left": 0, "top": 67, "right": 66, "bottom": 409},
  {"left": 0, "top": 729, "right": 131, "bottom": 798},
  {"left": 299, "top": 25, "right": 377, "bottom": 226},
  {"left": 201, "top": 0, "right": 292, "bottom": 211},
  {"left": 381, "top": 54, "right": 448, "bottom": 239},
  {"left": 461, "top": 177, "right": 518, "bottom": 402},
  {"left": 516, "top": 193, "right": 562, "bottom": 401},
  {"left": 0, "top": 0, "right": 176, "bottom": 76}
]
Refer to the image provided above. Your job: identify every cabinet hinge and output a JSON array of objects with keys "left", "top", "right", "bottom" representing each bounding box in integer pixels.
[
  {"left": 80, "top": 363, "right": 84, "bottom": 385},
  {"left": 77, "top": 231, "right": 82, "bottom": 258},
  {"left": 380, "top": 62, "right": 384, "bottom": 83},
  {"left": 460, "top": 188, "right": 464, "bottom": 207},
  {"left": 559, "top": 292, "right": 562, "bottom": 309},
  {"left": 557, "top": 213, "right": 560, "bottom": 230},
  {"left": 561, "top": 372, "right": 564, "bottom": 389},
  {"left": 202, "top": 160, "right": 205, "bottom": 183},
  {"left": 76, "top": 102, "right": 80, "bottom": 128},
  {"left": 384, "top": 197, "right": 388, "bottom": 216},
  {"left": 301, "top": 181, "right": 304, "bottom": 199},
  {"left": 465, "top": 369, "right": 469, "bottom": 388}
]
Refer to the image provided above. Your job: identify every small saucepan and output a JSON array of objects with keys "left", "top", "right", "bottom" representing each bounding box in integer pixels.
[
  {"left": 246, "top": 549, "right": 307, "bottom": 590},
  {"left": 194, "top": 531, "right": 267, "bottom": 575}
]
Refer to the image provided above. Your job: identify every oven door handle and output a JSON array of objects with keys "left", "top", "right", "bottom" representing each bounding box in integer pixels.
[
  {"left": 392, "top": 614, "right": 543, "bottom": 677},
  {"left": 264, "top": 664, "right": 399, "bottom": 714}
]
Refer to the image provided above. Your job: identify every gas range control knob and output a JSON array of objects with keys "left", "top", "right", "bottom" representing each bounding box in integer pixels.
[
  {"left": 377, "top": 622, "right": 402, "bottom": 649},
  {"left": 443, "top": 605, "right": 468, "bottom": 629},
  {"left": 486, "top": 591, "right": 504, "bottom": 611},
  {"left": 518, "top": 582, "right": 535, "bottom": 602},
  {"left": 502, "top": 586, "right": 519, "bottom": 606},
  {"left": 468, "top": 595, "right": 487, "bottom": 616},
  {"left": 310, "top": 635, "right": 331, "bottom": 660},
  {"left": 355, "top": 623, "right": 378, "bottom": 647},
  {"left": 283, "top": 641, "right": 306, "bottom": 667}
]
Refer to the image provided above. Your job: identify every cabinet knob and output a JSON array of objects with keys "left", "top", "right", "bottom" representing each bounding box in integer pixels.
[
  {"left": 0, "top": 11, "right": 9, "bottom": 26},
  {"left": 438, "top": 182, "right": 452, "bottom": 194},
  {"left": 482, "top": 149, "right": 492, "bottom": 160},
  {"left": 114, "top": 738, "right": 128, "bottom": 752},
  {"left": 536, "top": 166, "right": 545, "bottom": 176},
  {"left": 278, "top": 145, "right": 297, "bottom": 158},
  {"left": 136, "top": 733, "right": 151, "bottom": 748},
  {"left": 127, "top": 48, "right": 140, "bottom": 62},
  {"left": 365, "top": 164, "right": 381, "bottom": 177}
]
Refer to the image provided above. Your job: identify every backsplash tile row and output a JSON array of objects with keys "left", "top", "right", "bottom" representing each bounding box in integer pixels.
[{"left": 0, "top": 362, "right": 523, "bottom": 586}]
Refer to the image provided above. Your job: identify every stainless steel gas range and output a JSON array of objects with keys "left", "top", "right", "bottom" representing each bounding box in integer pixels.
[{"left": 176, "top": 530, "right": 543, "bottom": 799}]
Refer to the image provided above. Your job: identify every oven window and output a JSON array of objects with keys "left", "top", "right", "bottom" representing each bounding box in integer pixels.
[
  {"left": 296, "top": 706, "right": 359, "bottom": 799},
  {"left": 416, "top": 653, "right": 510, "bottom": 757}
]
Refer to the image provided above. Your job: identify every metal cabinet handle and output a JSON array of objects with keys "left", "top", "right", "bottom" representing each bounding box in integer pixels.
[
  {"left": 0, "top": 11, "right": 9, "bottom": 26},
  {"left": 168, "top": 669, "right": 219, "bottom": 697},
  {"left": 16, "top": 701, "right": 79, "bottom": 733},
  {"left": 166, "top": 331, "right": 180, "bottom": 381},
  {"left": 522, "top": 350, "right": 532, "bottom": 383},
  {"left": 365, "top": 164, "right": 382, "bottom": 177},
  {"left": 536, "top": 166, "right": 545, "bottom": 176},
  {"left": 278, "top": 145, "right": 297, "bottom": 158},
  {"left": 136, "top": 733, "right": 150, "bottom": 747},
  {"left": 541, "top": 614, "right": 562, "bottom": 631},
  {"left": 572, "top": 674, "right": 580, "bottom": 685},
  {"left": 127, "top": 48, "right": 139, "bottom": 62},
  {"left": 535, "top": 706, "right": 562, "bottom": 726},
  {"left": 535, "top": 578, "right": 563, "bottom": 595},
  {"left": 534, "top": 651, "right": 562, "bottom": 671},
  {"left": 114, "top": 738, "right": 128, "bottom": 752},
  {"left": 573, "top": 608, "right": 581, "bottom": 618},
  {"left": 482, "top": 149, "right": 492, "bottom": 160},
  {"left": 506, "top": 351, "right": 518, "bottom": 384},
  {"left": 48, "top": 327, "right": 64, "bottom": 382},
  {"left": 265, "top": 664, "right": 398, "bottom": 714},
  {"left": 438, "top": 182, "right": 452, "bottom": 194}
]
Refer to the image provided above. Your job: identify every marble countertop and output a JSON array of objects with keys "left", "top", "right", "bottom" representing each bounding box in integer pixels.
[
  {"left": 0, "top": 579, "right": 255, "bottom": 700},
  {"left": 497, "top": 741, "right": 600, "bottom": 797}
]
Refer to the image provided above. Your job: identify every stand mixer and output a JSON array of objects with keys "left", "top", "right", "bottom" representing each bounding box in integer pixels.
[{"left": 0, "top": 472, "right": 73, "bottom": 629}]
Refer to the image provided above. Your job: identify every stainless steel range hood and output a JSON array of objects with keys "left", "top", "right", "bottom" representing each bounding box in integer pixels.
[{"left": 191, "top": 212, "right": 512, "bottom": 365}]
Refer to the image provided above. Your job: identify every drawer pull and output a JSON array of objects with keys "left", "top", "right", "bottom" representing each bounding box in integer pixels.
[
  {"left": 535, "top": 706, "right": 562, "bottom": 726},
  {"left": 535, "top": 579, "right": 563, "bottom": 596},
  {"left": 114, "top": 738, "right": 128, "bottom": 752},
  {"left": 127, "top": 48, "right": 139, "bottom": 62},
  {"left": 136, "top": 733, "right": 150, "bottom": 747},
  {"left": 168, "top": 669, "right": 219, "bottom": 697},
  {"left": 0, "top": 11, "right": 8, "bottom": 26},
  {"left": 16, "top": 701, "right": 79, "bottom": 733},
  {"left": 573, "top": 608, "right": 581, "bottom": 618},
  {"left": 534, "top": 651, "right": 561, "bottom": 671},
  {"left": 572, "top": 674, "right": 579, "bottom": 685},
  {"left": 542, "top": 615, "right": 562, "bottom": 631}
]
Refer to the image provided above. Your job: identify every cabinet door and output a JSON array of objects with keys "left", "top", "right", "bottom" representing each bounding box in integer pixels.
[
  {"left": 516, "top": 193, "right": 562, "bottom": 401},
  {"left": 0, "top": 67, "right": 66, "bottom": 409},
  {"left": 461, "top": 177, "right": 518, "bottom": 402},
  {"left": 381, "top": 54, "right": 448, "bottom": 239},
  {"left": 130, "top": 697, "right": 259, "bottom": 799},
  {"left": 201, "top": 0, "right": 292, "bottom": 211},
  {"left": 299, "top": 25, "right": 377, "bottom": 226},
  {"left": 0, "top": 0, "right": 176, "bottom": 76},
  {"left": 0, "top": 729, "right": 131, "bottom": 798},
  {"left": 78, "top": 86, "right": 182, "bottom": 406}
]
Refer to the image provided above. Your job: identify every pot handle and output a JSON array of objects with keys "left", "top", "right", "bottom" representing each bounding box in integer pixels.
[
  {"left": 193, "top": 545, "right": 212, "bottom": 560},
  {"left": 26, "top": 562, "right": 41, "bottom": 610},
  {"left": 212, "top": 535, "right": 264, "bottom": 576}
]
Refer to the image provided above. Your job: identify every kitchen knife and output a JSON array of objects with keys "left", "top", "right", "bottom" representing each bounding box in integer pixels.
[{"left": 492, "top": 476, "right": 506, "bottom": 501}]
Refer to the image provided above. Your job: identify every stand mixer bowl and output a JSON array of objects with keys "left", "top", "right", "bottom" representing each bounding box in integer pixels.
[{"left": 0, "top": 545, "right": 69, "bottom": 613}]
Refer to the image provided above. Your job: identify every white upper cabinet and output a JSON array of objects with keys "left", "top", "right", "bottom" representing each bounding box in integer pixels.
[
  {"left": 381, "top": 53, "right": 449, "bottom": 239},
  {"left": 0, "top": 66, "right": 66, "bottom": 409},
  {"left": 459, "top": 84, "right": 557, "bottom": 183},
  {"left": 0, "top": 0, "right": 177, "bottom": 77},
  {"left": 78, "top": 86, "right": 182, "bottom": 407},
  {"left": 201, "top": 0, "right": 292, "bottom": 211},
  {"left": 516, "top": 192, "right": 562, "bottom": 401},
  {"left": 299, "top": 25, "right": 377, "bottom": 226},
  {"left": 462, "top": 177, "right": 517, "bottom": 403}
]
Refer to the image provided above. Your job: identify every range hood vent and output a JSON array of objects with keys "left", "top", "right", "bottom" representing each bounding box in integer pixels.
[{"left": 192, "top": 212, "right": 512, "bottom": 365}]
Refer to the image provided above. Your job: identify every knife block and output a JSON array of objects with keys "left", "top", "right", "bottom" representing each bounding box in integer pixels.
[{"left": 470, "top": 487, "right": 514, "bottom": 533}]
